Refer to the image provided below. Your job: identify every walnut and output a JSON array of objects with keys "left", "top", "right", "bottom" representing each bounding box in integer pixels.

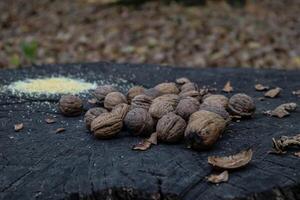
[
  {"left": 58, "top": 95, "right": 83, "bottom": 117},
  {"left": 90, "top": 103, "right": 129, "bottom": 139},
  {"left": 180, "top": 82, "right": 199, "bottom": 93},
  {"left": 92, "top": 85, "right": 117, "bottom": 103},
  {"left": 104, "top": 92, "right": 128, "bottom": 110},
  {"left": 154, "top": 82, "right": 179, "bottom": 95},
  {"left": 228, "top": 93, "right": 256, "bottom": 117},
  {"left": 127, "top": 86, "right": 145, "bottom": 103},
  {"left": 185, "top": 110, "right": 226, "bottom": 150},
  {"left": 84, "top": 107, "right": 108, "bottom": 130},
  {"left": 143, "top": 88, "right": 162, "bottom": 99},
  {"left": 124, "top": 108, "right": 154, "bottom": 136},
  {"left": 149, "top": 94, "right": 179, "bottom": 119},
  {"left": 175, "top": 97, "right": 200, "bottom": 120},
  {"left": 179, "top": 90, "right": 201, "bottom": 101},
  {"left": 156, "top": 112, "right": 186, "bottom": 143},
  {"left": 202, "top": 94, "right": 229, "bottom": 108},
  {"left": 199, "top": 104, "right": 230, "bottom": 121},
  {"left": 130, "top": 94, "right": 152, "bottom": 110},
  {"left": 175, "top": 77, "right": 191, "bottom": 86}
]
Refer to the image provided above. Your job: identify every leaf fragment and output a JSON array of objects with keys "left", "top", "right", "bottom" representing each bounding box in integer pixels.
[
  {"left": 55, "top": 127, "right": 66, "bottom": 134},
  {"left": 207, "top": 171, "right": 229, "bottom": 184},
  {"left": 272, "top": 134, "right": 300, "bottom": 154},
  {"left": 14, "top": 123, "right": 24, "bottom": 132},
  {"left": 264, "top": 87, "right": 281, "bottom": 98},
  {"left": 45, "top": 117, "right": 56, "bottom": 124},
  {"left": 132, "top": 132, "right": 157, "bottom": 151},
  {"left": 264, "top": 102, "right": 297, "bottom": 118},
  {"left": 208, "top": 149, "right": 253, "bottom": 170},
  {"left": 222, "top": 81, "right": 233, "bottom": 93},
  {"left": 255, "top": 84, "right": 269, "bottom": 91},
  {"left": 292, "top": 90, "right": 300, "bottom": 97}
]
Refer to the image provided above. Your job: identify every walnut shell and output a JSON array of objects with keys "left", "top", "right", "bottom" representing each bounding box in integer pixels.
[
  {"left": 228, "top": 93, "right": 256, "bottom": 117},
  {"left": 104, "top": 92, "right": 128, "bottom": 110},
  {"left": 179, "top": 90, "right": 201, "bottom": 101},
  {"left": 185, "top": 110, "right": 226, "bottom": 150},
  {"left": 175, "top": 97, "right": 200, "bottom": 120},
  {"left": 180, "top": 82, "right": 199, "bottom": 93},
  {"left": 175, "top": 77, "right": 191, "bottom": 86},
  {"left": 58, "top": 95, "right": 83, "bottom": 117},
  {"left": 149, "top": 94, "right": 179, "bottom": 119},
  {"left": 199, "top": 104, "right": 230, "bottom": 121},
  {"left": 92, "top": 85, "right": 117, "bottom": 103},
  {"left": 84, "top": 107, "right": 108, "bottom": 130},
  {"left": 143, "top": 88, "right": 162, "bottom": 99},
  {"left": 130, "top": 94, "right": 153, "bottom": 110},
  {"left": 156, "top": 112, "right": 186, "bottom": 143},
  {"left": 202, "top": 94, "right": 229, "bottom": 108},
  {"left": 127, "top": 86, "right": 145, "bottom": 103},
  {"left": 154, "top": 82, "right": 179, "bottom": 95},
  {"left": 124, "top": 108, "right": 154, "bottom": 136},
  {"left": 90, "top": 103, "right": 129, "bottom": 139}
]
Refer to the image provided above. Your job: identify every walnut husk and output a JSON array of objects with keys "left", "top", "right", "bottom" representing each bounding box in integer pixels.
[
  {"left": 92, "top": 85, "right": 117, "bottom": 103},
  {"left": 149, "top": 94, "right": 179, "bottom": 119},
  {"left": 104, "top": 91, "right": 128, "bottom": 110},
  {"left": 58, "top": 95, "right": 83, "bottom": 117},
  {"left": 202, "top": 94, "right": 229, "bottom": 108},
  {"left": 156, "top": 112, "right": 186, "bottom": 143},
  {"left": 127, "top": 86, "right": 145, "bottom": 103},
  {"left": 130, "top": 94, "right": 153, "bottom": 110},
  {"left": 84, "top": 107, "right": 108, "bottom": 130},
  {"left": 185, "top": 110, "right": 226, "bottom": 150},
  {"left": 175, "top": 97, "right": 200, "bottom": 120},
  {"left": 124, "top": 108, "right": 154, "bottom": 136},
  {"left": 228, "top": 93, "right": 256, "bottom": 117},
  {"left": 154, "top": 82, "right": 179, "bottom": 95}
]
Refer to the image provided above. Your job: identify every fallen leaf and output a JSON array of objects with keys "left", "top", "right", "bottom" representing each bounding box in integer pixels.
[
  {"left": 294, "top": 152, "right": 300, "bottom": 157},
  {"left": 132, "top": 132, "right": 157, "bottom": 151},
  {"left": 88, "top": 98, "right": 97, "bottom": 104},
  {"left": 207, "top": 171, "right": 229, "bottom": 184},
  {"left": 265, "top": 87, "right": 281, "bottom": 98},
  {"left": 146, "top": 132, "right": 158, "bottom": 145},
  {"left": 14, "top": 123, "right": 24, "bottom": 132},
  {"left": 45, "top": 117, "right": 56, "bottom": 124},
  {"left": 55, "top": 128, "right": 66, "bottom": 133},
  {"left": 208, "top": 149, "right": 253, "bottom": 170},
  {"left": 222, "top": 81, "right": 233, "bottom": 93},
  {"left": 292, "top": 90, "right": 300, "bottom": 96},
  {"left": 255, "top": 84, "right": 269, "bottom": 91},
  {"left": 272, "top": 134, "right": 300, "bottom": 154},
  {"left": 264, "top": 102, "right": 297, "bottom": 118}
]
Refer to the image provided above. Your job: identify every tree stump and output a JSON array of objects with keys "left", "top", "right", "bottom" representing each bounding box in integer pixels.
[{"left": 0, "top": 62, "right": 300, "bottom": 200}]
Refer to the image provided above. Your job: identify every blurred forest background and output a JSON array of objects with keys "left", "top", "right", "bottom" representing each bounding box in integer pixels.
[{"left": 0, "top": 0, "right": 299, "bottom": 69}]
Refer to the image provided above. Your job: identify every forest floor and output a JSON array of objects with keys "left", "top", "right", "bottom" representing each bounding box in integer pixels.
[{"left": 0, "top": 0, "right": 300, "bottom": 69}]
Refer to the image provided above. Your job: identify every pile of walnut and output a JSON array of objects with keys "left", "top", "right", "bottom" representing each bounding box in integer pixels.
[{"left": 58, "top": 77, "right": 256, "bottom": 151}]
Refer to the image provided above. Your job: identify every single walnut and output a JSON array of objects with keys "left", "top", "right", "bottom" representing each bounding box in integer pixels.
[
  {"left": 180, "top": 82, "right": 199, "bottom": 93},
  {"left": 90, "top": 103, "right": 129, "bottom": 139},
  {"left": 154, "top": 82, "right": 179, "bottom": 95},
  {"left": 104, "top": 92, "right": 128, "bottom": 110},
  {"left": 124, "top": 108, "right": 154, "bottom": 136},
  {"left": 58, "top": 95, "right": 83, "bottom": 117},
  {"left": 202, "top": 94, "right": 229, "bottom": 108},
  {"left": 130, "top": 94, "right": 153, "bottom": 110},
  {"left": 228, "top": 93, "right": 255, "bottom": 117},
  {"left": 127, "top": 86, "right": 145, "bottom": 103},
  {"left": 84, "top": 107, "right": 108, "bottom": 130},
  {"left": 149, "top": 94, "right": 179, "bottom": 118},
  {"left": 92, "top": 85, "right": 117, "bottom": 103},
  {"left": 185, "top": 110, "right": 226, "bottom": 150},
  {"left": 179, "top": 90, "right": 201, "bottom": 101},
  {"left": 176, "top": 97, "right": 200, "bottom": 120},
  {"left": 143, "top": 88, "right": 162, "bottom": 99},
  {"left": 199, "top": 104, "right": 230, "bottom": 121},
  {"left": 156, "top": 112, "right": 186, "bottom": 143},
  {"left": 175, "top": 77, "right": 191, "bottom": 86}
]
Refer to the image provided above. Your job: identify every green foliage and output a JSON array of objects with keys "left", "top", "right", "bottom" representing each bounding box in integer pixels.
[
  {"left": 21, "top": 40, "right": 38, "bottom": 61},
  {"left": 10, "top": 54, "right": 21, "bottom": 67}
]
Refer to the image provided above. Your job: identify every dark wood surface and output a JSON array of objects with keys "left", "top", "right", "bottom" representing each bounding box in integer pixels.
[{"left": 0, "top": 62, "right": 300, "bottom": 200}]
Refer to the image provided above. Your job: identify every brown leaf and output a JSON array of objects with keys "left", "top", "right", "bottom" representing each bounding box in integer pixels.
[
  {"left": 207, "top": 171, "right": 229, "bottom": 184},
  {"left": 45, "top": 117, "right": 56, "bottom": 124},
  {"left": 132, "top": 132, "right": 158, "bottom": 151},
  {"left": 264, "top": 87, "right": 281, "bottom": 98},
  {"left": 14, "top": 123, "right": 24, "bottom": 132},
  {"left": 208, "top": 149, "right": 253, "bottom": 170},
  {"left": 146, "top": 132, "right": 158, "bottom": 145},
  {"left": 88, "top": 98, "right": 97, "bottom": 104},
  {"left": 294, "top": 152, "right": 300, "bottom": 157},
  {"left": 272, "top": 134, "right": 300, "bottom": 154},
  {"left": 222, "top": 81, "right": 233, "bottom": 93},
  {"left": 255, "top": 84, "right": 269, "bottom": 91},
  {"left": 264, "top": 102, "right": 297, "bottom": 118},
  {"left": 55, "top": 128, "right": 66, "bottom": 134}
]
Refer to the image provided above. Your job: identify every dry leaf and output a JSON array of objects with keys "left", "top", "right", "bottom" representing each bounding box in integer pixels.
[
  {"left": 255, "top": 84, "right": 269, "bottom": 91},
  {"left": 265, "top": 87, "right": 281, "bottom": 98},
  {"left": 264, "top": 102, "right": 297, "bottom": 118},
  {"left": 14, "top": 123, "right": 24, "bottom": 132},
  {"left": 292, "top": 90, "right": 300, "bottom": 97},
  {"left": 222, "top": 81, "right": 233, "bottom": 93},
  {"left": 207, "top": 171, "right": 229, "bottom": 184},
  {"left": 146, "top": 132, "right": 158, "bottom": 145},
  {"left": 272, "top": 134, "right": 300, "bottom": 154},
  {"left": 55, "top": 128, "right": 66, "bottom": 133},
  {"left": 208, "top": 149, "right": 253, "bottom": 170},
  {"left": 88, "top": 98, "right": 97, "bottom": 104},
  {"left": 45, "top": 117, "right": 56, "bottom": 124},
  {"left": 294, "top": 152, "right": 300, "bottom": 157},
  {"left": 132, "top": 132, "right": 157, "bottom": 151}
]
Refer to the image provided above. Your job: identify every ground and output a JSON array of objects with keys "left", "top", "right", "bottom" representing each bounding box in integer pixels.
[{"left": 0, "top": 0, "right": 300, "bottom": 69}]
